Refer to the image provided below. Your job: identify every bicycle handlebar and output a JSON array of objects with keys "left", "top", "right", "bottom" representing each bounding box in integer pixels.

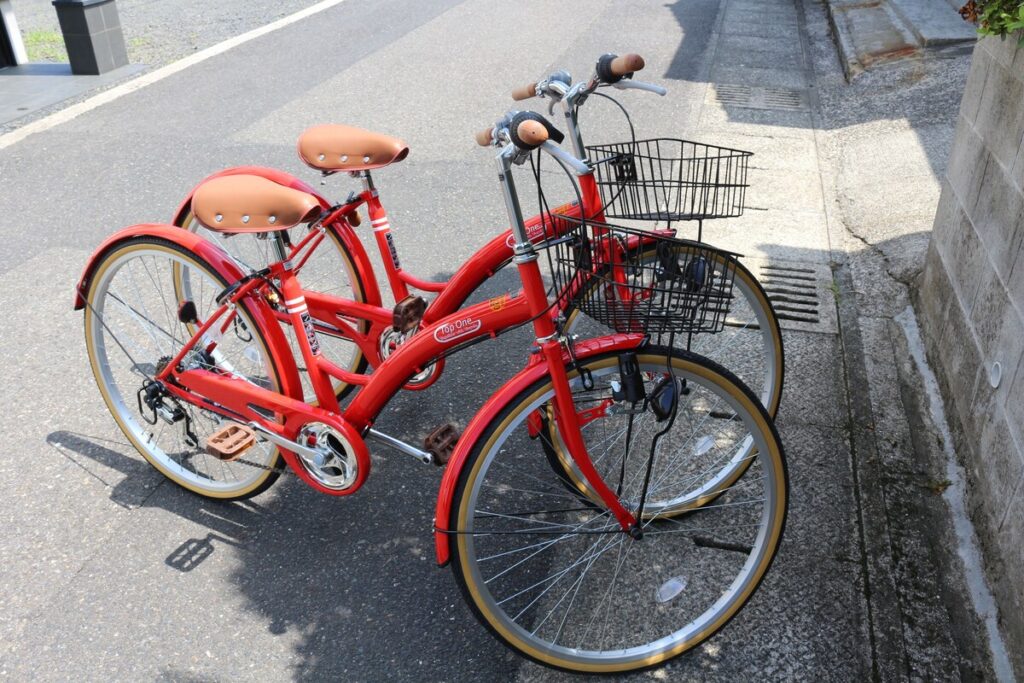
[
  {"left": 515, "top": 119, "right": 549, "bottom": 147},
  {"left": 475, "top": 115, "right": 551, "bottom": 149},
  {"left": 476, "top": 111, "right": 588, "bottom": 174},
  {"left": 597, "top": 53, "right": 645, "bottom": 81},
  {"left": 475, "top": 126, "right": 496, "bottom": 147},
  {"left": 511, "top": 82, "right": 538, "bottom": 101},
  {"left": 612, "top": 79, "right": 667, "bottom": 96},
  {"left": 540, "top": 140, "right": 590, "bottom": 175},
  {"left": 515, "top": 53, "right": 662, "bottom": 105}
]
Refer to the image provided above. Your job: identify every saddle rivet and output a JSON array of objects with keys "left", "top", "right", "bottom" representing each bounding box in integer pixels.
[
  {"left": 215, "top": 214, "right": 223, "bottom": 222},
  {"left": 363, "top": 155, "right": 370, "bottom": 163},
  {"left": 242, "top": 215, "right": 250, "bottom": 224},
  {"left": 317, "top": 153, "right": 325, "bottom": 161},
  {"left": 341, "top": 155, "right": 348, "bottom": 162},
  {"left": 269, "top": 215, "right": 277, "bottom": 224}
]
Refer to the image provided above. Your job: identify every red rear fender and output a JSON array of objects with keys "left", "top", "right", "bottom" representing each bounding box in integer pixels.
[
  {"left": 74, "top": 224, "right": 249, "bottom": 309},
  {"left": 73, "top": 223, "right": 304, "bottom": 401}
]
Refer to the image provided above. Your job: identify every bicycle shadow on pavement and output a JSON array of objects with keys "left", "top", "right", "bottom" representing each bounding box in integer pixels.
[
  {"left": 45, "top": 280, "right": 533, "bottom": 681},
  {"left": 46, "top": 429, "right": 270, "bottom": 572}
]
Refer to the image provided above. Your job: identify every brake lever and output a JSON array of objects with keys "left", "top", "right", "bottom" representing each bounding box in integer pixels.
[
  {"left": 611, "top": 80, "right": 667, "bottom": 96},
  {"left": 540, "top": 140, "right": 590, "bottom": 175}
]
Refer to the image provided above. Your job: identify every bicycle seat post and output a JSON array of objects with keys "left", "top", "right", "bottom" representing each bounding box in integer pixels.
[
  {"left": 268, "top": 231, "right": 290, "bottom": 264},
  {"left": 358, "top": 169, "right": 376, "bottom": 193}
]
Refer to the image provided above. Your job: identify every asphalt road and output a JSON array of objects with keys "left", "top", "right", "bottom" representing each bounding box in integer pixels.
[{"left": 0, "top": 0, "right": 873, "bottom": 680}]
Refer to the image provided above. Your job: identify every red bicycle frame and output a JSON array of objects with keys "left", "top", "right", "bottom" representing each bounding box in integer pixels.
[
  {"left": 171, "top": 165, "right": 609, "bottom": 388},
  {"left": 142, "top": 217, "right": 639, "bottom": 526}
]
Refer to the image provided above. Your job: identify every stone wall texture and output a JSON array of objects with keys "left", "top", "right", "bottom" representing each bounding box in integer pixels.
[{"left": 920, "top": 35, "right": 1024, "bottom": 675}]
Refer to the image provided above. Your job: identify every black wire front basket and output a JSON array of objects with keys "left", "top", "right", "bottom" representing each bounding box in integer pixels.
[
  {"left": 541, "top": 215, "right": 739, "bottom": 335},
  {"left": 585, "top": 138, "right": 753, "bottom": 222}
]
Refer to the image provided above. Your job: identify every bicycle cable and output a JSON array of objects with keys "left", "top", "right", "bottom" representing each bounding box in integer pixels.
[
  {"left": 635, "top": 331, "right": 682, "bottom": 523},
  {"left": 579, "top": 91, "right": 640, "bottom": 222}
]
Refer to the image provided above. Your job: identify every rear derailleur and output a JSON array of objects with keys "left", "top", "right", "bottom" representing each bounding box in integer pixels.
[{"left": 137, "top": 376, "right": 199, "bottom": 448}]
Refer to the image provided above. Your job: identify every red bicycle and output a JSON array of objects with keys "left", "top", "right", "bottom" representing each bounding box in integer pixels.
[
  {"left": 77, "top": 111, "right": 787, "bottom": 672},
  {"left": 169, "top": 53, "right": 784, "bottom": 423}
]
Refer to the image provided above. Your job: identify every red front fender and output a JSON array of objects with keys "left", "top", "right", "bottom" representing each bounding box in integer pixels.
[{"left": 432, "top": 333, "right": 645, "bottom": 566}]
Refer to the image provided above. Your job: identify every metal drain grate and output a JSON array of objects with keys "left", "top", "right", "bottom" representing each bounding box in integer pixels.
[
  {"left": 746, "top": 259, "right": 837, "bottom": 334},
  {"left": 714, "top": 84, "right": 753, "bottom": 106},
  {"left": 708, "top": 84, "right": 809, "bottom": 111},
  {"left": 761, "top": 265, "right": 820, "bottom": 323},
  {"left": 763, "top": 88, "right": 805, "bottom": 109}
]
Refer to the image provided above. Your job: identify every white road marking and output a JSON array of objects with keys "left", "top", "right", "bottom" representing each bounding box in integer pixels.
[{"left": 0, "top": 0, "right": 350, "bottom": 151}]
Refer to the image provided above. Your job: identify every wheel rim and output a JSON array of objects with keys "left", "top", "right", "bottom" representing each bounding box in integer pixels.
[
  {"left": 181, "top": 212, "right": 367, "bottom": 402},
  {"left": 455, "top": 354, "right": 786, "bottom": 671},
  {"left": 85, "top": 242, "right": 281, "bottom": 497},
  {"left": 688, "top": 266, "right": 779, "bottom": 415}
]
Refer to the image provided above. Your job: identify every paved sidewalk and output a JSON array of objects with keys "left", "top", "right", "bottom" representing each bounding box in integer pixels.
[
  {"left": 0, "top": 0, "right": 1002, "bottom": 680},
  {"left": 8, "top": 0, "right": 323, "bottom": 65},
  {"left": 0, "top": 62, "right": 144, "bottom": 126}
]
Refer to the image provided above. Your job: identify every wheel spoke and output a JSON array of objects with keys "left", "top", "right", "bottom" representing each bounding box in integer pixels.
[
  {"left": 85, "top": 242, "right": 281, "bottom": 497},
  {"left": 453, "top": 351, "right": 786, "bottom": 670}
]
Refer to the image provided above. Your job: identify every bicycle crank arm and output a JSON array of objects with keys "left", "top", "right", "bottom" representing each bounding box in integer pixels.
[
  {"left": 247, "top": 421, "right": 321, "bottom": 460},
  {"left": 366, "top": 428, "right": 433, "bottom": 464}
]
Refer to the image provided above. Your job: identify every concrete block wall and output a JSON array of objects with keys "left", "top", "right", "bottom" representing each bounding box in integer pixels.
[{"left": 919, "top": 35, "right": 1024, "bottom": 675}]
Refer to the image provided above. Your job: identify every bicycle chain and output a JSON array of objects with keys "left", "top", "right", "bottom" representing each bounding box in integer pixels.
[{"left": 229, "top": 453, "right": 292, "bottom": 475}]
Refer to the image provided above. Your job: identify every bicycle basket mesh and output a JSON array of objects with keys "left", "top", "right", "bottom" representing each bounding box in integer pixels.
[
  {"left": 542, "top": 215, "right": 738, "bottom": 335},
  {"left": 585, "top": 138, "right": 753, "bottom": 222}
]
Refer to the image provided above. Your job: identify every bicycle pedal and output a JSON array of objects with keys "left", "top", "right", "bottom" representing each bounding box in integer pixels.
[
  {"left": 424, "top": 423, "right": 459, "bottom": 467},
  {"left": 206, "top": 424, "right": 256, "bottom": 461},
  {"left": 393, "top": 295, "right": 427, "bottom": 333}
]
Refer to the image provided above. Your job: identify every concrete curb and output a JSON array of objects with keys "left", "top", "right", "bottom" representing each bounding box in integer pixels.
[
  {"left": 824, "top": 0, "right": 974, "bottom": 81},
  {"left": 835, "top": 264, "right": 911, "bottom": 682},
  {"left": 889, "top": 312, "right": 1010, "bottom": 680}
]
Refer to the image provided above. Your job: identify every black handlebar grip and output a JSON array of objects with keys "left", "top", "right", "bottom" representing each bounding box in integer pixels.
[{"left": 595, "top": 53, "right": 644, "bottom": 83}]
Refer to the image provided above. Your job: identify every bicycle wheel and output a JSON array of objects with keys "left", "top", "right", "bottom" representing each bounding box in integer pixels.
[
  {"left": 83, "top": 237, "right": 287, "bottom": 499},
  {"left": 449, "top": 347, "right": 787, "bottom": 673},
  {"left": 178, "top": 208, "right": 368, "bottom": 401}
]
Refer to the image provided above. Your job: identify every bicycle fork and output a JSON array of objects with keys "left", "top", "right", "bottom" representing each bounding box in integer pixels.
[{"left": 497, "top": 143, "right": 638, "bottom": 534}]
